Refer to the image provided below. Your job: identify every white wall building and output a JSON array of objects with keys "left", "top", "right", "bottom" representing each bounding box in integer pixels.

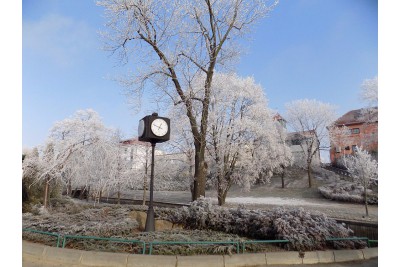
[
  {"left": 120, "top": 138, "right": 164, "bottom": 170},
  {"left": 286, "top": 131, "right": 321, "bottom": 167}
]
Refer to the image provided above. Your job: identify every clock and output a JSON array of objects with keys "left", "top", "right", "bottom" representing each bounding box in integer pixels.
[
  {"left": 138, "top": 113, "right": 170, "bottom": 143},
  {"left": 151, "top": 118, "right": 169, "bottom": 137},
  {"left": 138, "top": 119, "right": 145, "bottom": 137}
]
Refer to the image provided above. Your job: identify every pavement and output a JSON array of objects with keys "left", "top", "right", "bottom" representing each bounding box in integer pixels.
[{"left": 22, "top": 240, "right": 378, "bottom": 267}]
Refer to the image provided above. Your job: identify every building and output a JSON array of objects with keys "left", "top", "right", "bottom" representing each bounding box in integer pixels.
[
  {"left": 286, "top": 130, "right": 321, "bottom": 166},
  {"left": 273, "top": 113, "right": 321, "bottom": 166},
  {"left": 120, "top": 138, "right": 164, "bottom": 170},
  {"left": 273, "top": 113, "right": 287, "bottom": 128},
  {"left": 329, "top": 107, "right": 378, "bottom": 166}
]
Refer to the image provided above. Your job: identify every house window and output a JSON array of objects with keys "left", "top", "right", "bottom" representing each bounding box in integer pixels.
[
  {"left": 351, "top": 128, "right": 360, "bottom": 134},
  {"left": 291, "top": 139, "right": 302, "bottom": 145}
]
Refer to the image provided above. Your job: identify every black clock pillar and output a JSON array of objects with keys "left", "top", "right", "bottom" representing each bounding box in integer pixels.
[
  {"left": 144, "top": 142, "right": 156, "bottom": 232},
  {"left": 138, "top": 113, "right": 170, "bottom": 232}
]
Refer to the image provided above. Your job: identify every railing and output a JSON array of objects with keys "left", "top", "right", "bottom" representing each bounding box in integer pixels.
[
  {"left": 22, "top": 228, "right": 62, "bottom": 247},
  {"left": 332, "top": 219, "right": 378, "bottom": 240},
  {"left": 368, "top": 240, "right": 378, "bottom": 247},
  {"left": 322, "top": 164, "right": 352, "bottom": 178},
  {"left": 62, "top": 235, "right": 146, "bottom": 254},
  {"left": 22, "top": 228, "right": 377, "bottom": 255}
]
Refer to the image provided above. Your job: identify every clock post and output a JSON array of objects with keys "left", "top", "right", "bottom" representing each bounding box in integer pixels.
[
  {"left": 145, "top": 142, "right": 156, "bottom": 232},
  {"left": 137, "top": 113, "right": 170, "bottom": 232}
]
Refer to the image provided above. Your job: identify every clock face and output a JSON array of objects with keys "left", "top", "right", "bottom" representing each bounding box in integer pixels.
[
  {"left": 151, "top": 118, "right": 168, "bottom": 137},
  {"left": 138, "top": 119, "right": 145, "bottom": 137}
]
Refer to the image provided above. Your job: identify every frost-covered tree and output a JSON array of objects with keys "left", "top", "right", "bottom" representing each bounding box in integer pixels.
[
  {"left": 273, "top": 120, "right": 293, "bottom": 188},
  {"left": 203, "top": 73, "right": 292, "bottom": 205},
  {"left": 285, "top": 99, "right": 336, "bottom": 188},
  {"left": 22, "top": 142, "right": 62, "bottom": 208},
  {"left": 97, "top": 0, "right": 279, "bottom": 200},
  {"left": 358, "top": 76, "right": 378, "bottom": 160},
  {"left": 76, "top": 136, "right": 131, "bottom": 203},
  {"left": 165, "top": 106, "right": 197, "bottom": 198},
  {"left": 343, "top": 147, "right": 378, "bottom": 217},
  {"left": 22, "top": 109, "right": 130, "bottom": 207},
  {"left": 126, "top": 142, "right": 152, "bottom": 204},
  {"left": 360, "top": 76, "right": 378, "bottom": 107},
  {"left": 22, "top": 148, "right": 40, "bottom": 183},
  {"left": 47, "top": 109, "right": 114, "bottom": 194},
  {"left": 23, "top": 146, "right": 49, "bottom": 207},
  {"left": 42, "top": 142, "right": 55, "bottom": 208},
  {"left": 154, "top": 155, "right": 191, "bottom": 191}
]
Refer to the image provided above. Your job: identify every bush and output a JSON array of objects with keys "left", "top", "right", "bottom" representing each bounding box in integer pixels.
[
  {"left": 318, "top": 181, "right": 378, "bottom": 204},
  {"left": 156, "top": 198, "right": 366, "bottom": 251},
  {"left": 23, "top": 204, "right": 138, "bottom": 237}
]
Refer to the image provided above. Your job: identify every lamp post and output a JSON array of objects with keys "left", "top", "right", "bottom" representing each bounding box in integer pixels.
[
  {"left": 145, "top": 142, "right": 156, "bottom": 231},
  {"left": 137, "top": 113, "right": 170, "bottom": 232}
]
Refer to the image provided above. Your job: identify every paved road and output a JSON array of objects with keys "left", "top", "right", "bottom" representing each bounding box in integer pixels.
[
  {"left": 22, "top": 258, "right": 379, "bottom": 267},
  {"left": 268, "top": 258, "right": 378, "bottom": 267}
]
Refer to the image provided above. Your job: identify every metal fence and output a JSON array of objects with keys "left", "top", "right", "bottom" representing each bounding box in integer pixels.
[{"left": 22, "top": 228, "right": 378, "bottom": 255}]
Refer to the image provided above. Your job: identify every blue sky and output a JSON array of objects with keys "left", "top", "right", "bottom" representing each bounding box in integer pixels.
[{"left": 22, "top": 0, "right": 378, "bottom": 149}]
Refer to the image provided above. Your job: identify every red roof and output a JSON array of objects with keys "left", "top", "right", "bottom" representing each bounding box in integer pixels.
[
  {"left": 273, "top": 113, "right": 286, "bottom": 122},
  {"left": 333, "top": 107, "right": 378, "bottom": 126}
]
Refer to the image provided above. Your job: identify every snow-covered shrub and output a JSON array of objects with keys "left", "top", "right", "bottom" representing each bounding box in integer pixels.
[
  {"left": 30, "top": 205, "right": 50, "bottom": 216},
  {"left": 23, "top": 205, "right": 138, "bottom": 237},
  {"left": 156, "top": 198, "right": 366, "bottom": 251},
  {"left": 318, "top": 181, "right": 378, "bottom": 204},
  {"left": 23, "top": 203, "right": 283, "bottom": 255}
]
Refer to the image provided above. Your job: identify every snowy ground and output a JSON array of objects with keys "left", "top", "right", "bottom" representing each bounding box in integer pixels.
[
  {"left": 110, "top": 168, "right": 377, "bottom": 222},
  {"left": 223, "top": 196, "right": 340, "bottom": 207}
]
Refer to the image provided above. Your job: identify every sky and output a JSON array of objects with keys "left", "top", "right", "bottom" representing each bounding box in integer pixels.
[{"left": 21, "top": 0, "right": 378, "bottom": 151}]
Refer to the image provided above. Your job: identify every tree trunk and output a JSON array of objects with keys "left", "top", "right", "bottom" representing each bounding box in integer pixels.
[
  {"left": 189, "top": 164, "right": 195, "bottom": 201},
  {"left": 217, "top": 187, "right": 229, "bottom": 206},
  {"left": 217, "top": 191, "right": 226, "bottom": 206},
  {"left": 217, "top": 174, "right": 224, "bottom": 206},
  {"left": 67, "top": 179, "right": 72, "bottom": 196},
  {"left": 117, "top": 190, "right": 121, "bottom": 205},
  {"left": 193, "top": 141, "right": 206, "bottom": 200},
  {"left": 281, "top": 166, "right": 285, "bottom": 188},
  {"left": 192, "top": 65, "right": 215, "bottom": 200},
  {"left": 307, "top": 160, "right": 313, "bottom": 188},
  {"left": 22, "top": 181, "right": 29, "bottom": 202},
  {"left": 364, "top": 180, "right": 369, "bottom": 217},
  {"left": 142, "top": 186, "right": 147, "bottom": 206},
  {"left": 217, "top": 170, "right": 232, "bottom": 206},
  {"left": 43, "top": 177, "right": 50, "bottom": 208},
  {"left": 79, "top": 186, "right": 85, "bottom": 200},
  {"left": 86, "top": 186, "right": 90, "bottom": 202}
]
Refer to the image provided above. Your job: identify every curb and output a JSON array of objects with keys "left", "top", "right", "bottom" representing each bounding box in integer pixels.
[{"left": 22, "top": 241, "right": 377, "bottom": 267}]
